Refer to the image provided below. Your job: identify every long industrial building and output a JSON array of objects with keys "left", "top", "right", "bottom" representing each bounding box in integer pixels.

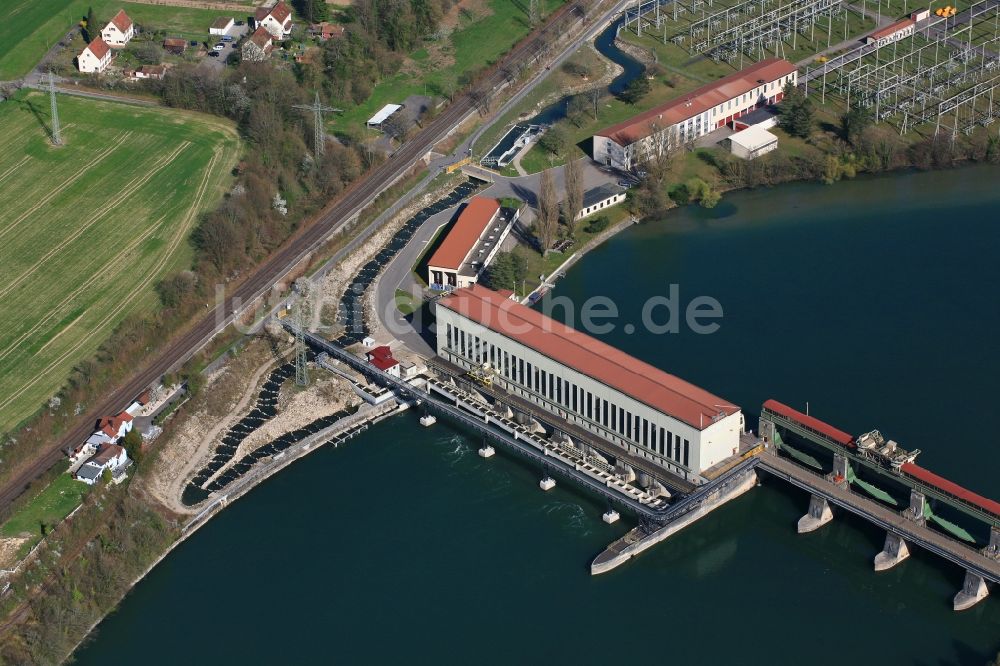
[
  {"left": 427, "top": 197, "right": 516, "bottom": 291},
  {"left": 434, "top": 285, "right": 744, "bottom": 479},
  {"left": 592, "top": 58, "right": 798, "bottom": 170}
]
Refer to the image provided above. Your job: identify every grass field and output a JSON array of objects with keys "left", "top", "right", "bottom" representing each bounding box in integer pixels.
[
  {"left": 0, "top": 0, "right": 242, "bottom": 79},
  {"left": 0, "top": 91, "right": 239, "bottom": 434},
  {"left": 330, "top": 0, "right": 566, "bottom": 132},
  {"left": 0, "top": 470, "right": 88, "bottom": 558}
]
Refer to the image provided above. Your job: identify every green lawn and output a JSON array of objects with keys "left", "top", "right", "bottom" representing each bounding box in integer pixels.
[
  {"left": 330, "top": 0, "right": 566, "bottom": 132},
  {"left": 0, "top": 0, "right": 244, "bottom": 79},
  {"left": 0, "top": 92, "right": 240, "bottom": 434},
  {"left": 0, "top": 471, "right": 87, "bottom": 545}
]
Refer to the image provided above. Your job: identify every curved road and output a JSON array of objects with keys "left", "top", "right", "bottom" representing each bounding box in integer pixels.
[{"left": 0, "top": 1, "right": 605, "bottom": 515}]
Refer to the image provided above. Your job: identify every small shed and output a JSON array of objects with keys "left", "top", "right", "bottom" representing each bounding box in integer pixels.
[
  {"left": 727, "top": 124, "right": 778, "bottom": 160},
  {"left": 367, "top": 103, "right": 403, "bottom": 128},
  {"left": 163, "top": 37, "right": 187, "bottom": 55},
  {"left": 210, "top": 17, "right": 235, "bottom": 35}
]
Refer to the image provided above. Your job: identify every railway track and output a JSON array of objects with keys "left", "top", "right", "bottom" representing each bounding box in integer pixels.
[{"left": 0, "top": 2, "right": 590, "bottom": 517}]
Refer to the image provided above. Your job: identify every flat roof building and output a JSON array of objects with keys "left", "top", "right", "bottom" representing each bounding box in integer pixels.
[
  {"left": 434, "top": 285, "right": 744, "bottom": 479},
  {"left": 367, "top": 103, "right": 403, "bottom": 128},
  {"left": 593, "top": 59, "right": 797, "bottom": 171},
  {"left": 727, "top": 124, "right": 779, "bottom": 160},
  {"left": 427, "top": 197, "right": 515, "bottom": 291}
]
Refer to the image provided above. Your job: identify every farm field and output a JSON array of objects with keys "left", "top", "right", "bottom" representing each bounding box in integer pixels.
[
  {"left": 0, "top": 91, "right": 239, "bottom": 434},
  {"left": 0, "top": 0, "right": 243, "bottom": 79}
]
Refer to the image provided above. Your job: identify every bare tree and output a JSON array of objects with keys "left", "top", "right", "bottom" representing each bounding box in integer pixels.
[
  {"left": 536, "top": 168, "right": 559, "bottom": 254},
  {"left": 588, "top": 87, "right": 601, "bottom": 121},
  {"left": 563, "top": 158, "right": 584, "bottom": 230}
]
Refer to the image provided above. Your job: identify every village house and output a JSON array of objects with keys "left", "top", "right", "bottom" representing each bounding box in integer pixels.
[
  {"left": 78, "top": 37, "right": 113, "bottom": 73},
  {"left": 74, "top": 443, "right": 130, "bottom": 485},
  {"left": 162, "top": 37, "right": 187, "bottom": 55},
  {"left": 310, "top": 21, "right": 344, "bottom": 41},
  {"left": 242, "top": 26, "right": 274, "bottom": 62},
  {"left": 96, "top": 411, "right": 133, "bottom": 440},
  {"left": 136, "top": 64, "right": 166, "bottom": 80},
  {"left": 101, "top": 9, "right": 134, "bottom": 47},
  {"left": 254, "top": 1, "right": 293, "bottom": 40}
]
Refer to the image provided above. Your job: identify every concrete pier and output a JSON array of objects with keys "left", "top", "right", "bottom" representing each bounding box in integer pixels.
[
  {"left": 905, "top": 490, "right": 926, "bottom": 523},
  {"left": 874, "top": 532, "right": 910, "bottom": 571},
  {"left": 986, "top": 526, "right": 1000, "bottom": 560},
  {"left": 953, "top": 570, "right": 989, "bottom": 611},
  {"left": 798, "top": 494, "right": 833, "bottom": 533}
]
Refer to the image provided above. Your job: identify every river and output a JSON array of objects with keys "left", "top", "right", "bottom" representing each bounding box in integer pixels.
[{"left": 74, "top": 166, "right": 1000, "bottom": 665}]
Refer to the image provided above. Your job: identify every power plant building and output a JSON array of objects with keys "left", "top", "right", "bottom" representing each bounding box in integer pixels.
[{"left": 434, "top": 285, "right": 744, "bottom": 479}]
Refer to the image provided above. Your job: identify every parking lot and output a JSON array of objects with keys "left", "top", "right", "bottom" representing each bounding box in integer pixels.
[{"left": 205, "top": 21, "right": 250, "bottom": 69}]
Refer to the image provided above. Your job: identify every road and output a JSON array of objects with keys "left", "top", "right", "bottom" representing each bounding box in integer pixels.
[{"left": 0, "top": 1, "right": 604, "bottom": 516}]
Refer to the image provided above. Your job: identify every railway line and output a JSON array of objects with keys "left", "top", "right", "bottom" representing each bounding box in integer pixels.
[{"left": 0, "top": 1, "right": 594, "bottom": 518}]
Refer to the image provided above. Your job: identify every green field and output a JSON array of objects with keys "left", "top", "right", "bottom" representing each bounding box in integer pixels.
[
  {"left": 0, "top": 471, "right": 88, "bottom": 557},
  {"left": 0, "top": 92, "right": 239, "bottom": 434},
  {"left": 0, "top": 0, "right": 244, "bottom": 79},
  {"left": 331, "top": 0, "right": 566, "bottom": 131}
]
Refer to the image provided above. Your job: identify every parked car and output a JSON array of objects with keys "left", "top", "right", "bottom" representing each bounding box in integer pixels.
[
  {"left": 231, "top": 42, "right": 238, "bottom": 48},
  {"left": 617, "top": 180, "right": 633, "bottom": 188},
  {"left": 189, "top": 40, "right": 199, "bottom": 46},
  {"left": 235, "top": 20, "right": 245, "bottom": 26},
  {"left": 208, "top": 50, "right": 220, "bottom": 57},
  {"left": 212, "top": 43, "right": 225, "bottom": 51},
  {"left": 221, "top": 35, "right": 234, "bottom": 42}
]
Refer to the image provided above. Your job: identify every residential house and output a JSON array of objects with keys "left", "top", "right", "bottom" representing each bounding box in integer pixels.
[
  {"left": 242, "top": 26, "right": 274, "bottom": 62},
  {"left": 254, "top": 1, "right": 293, "bottom": 40},
  {"left": 78, "top": 37, "right": 113, "bottom": 74},
  {"left": 96, "top": 411, "right": 133, "bottom": 440},
  {"left": 101, "top": 9, "right": 134, "bottom": 47},
  {"left": 311, "top": 22, "right": 344, "bottom": 41},
  {"left": 136, "top": 64, "right": 166, "bottom": 80},
  {"left": 75, "top": 443, "right": 129, "bottom": 485},
  {"left": 162, "top": 37, "right": 187, "bottom": 55}
]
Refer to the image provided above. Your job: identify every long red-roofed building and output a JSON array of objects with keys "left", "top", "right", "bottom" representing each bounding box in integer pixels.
[
  {"left": 434, "top": 284, "right": 744, "bottom": 478},
  {"left": 427, "top": 197, "right": 514, "bottom": 290},
  {"left": 593, "top": 58, "right": 798, "bottom": 170}
]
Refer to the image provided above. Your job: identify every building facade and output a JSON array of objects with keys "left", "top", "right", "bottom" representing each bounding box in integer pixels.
[
  {"left": 592, "top": 59, "right": 797, "bottom": 170},
  {"left": 427, "top": 197, "right": 515, "bottom": 290},
  {"left": 865, "top": 18, "right": 915, "bottom": 46},
  {"left": 78, "top": 37, "right": 112, "bottom": 73},
  {"left": 242, "top": 27, "right": 274, "bottom": 62},
  {"left": 574, "top": 184, "right": 626, "bottom": 221},
  {"left": 434, "top": 285, "right": 744, "bottom": 479},
  {"left": 101, "top": 10, "right": 134, "bottom": 47},
  {"left": 255, "top": 1, "right": 293, "bottom": 39}
]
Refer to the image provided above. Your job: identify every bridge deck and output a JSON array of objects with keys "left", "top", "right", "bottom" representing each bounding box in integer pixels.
[{"left": 759, "top": 453, "right": 1000, "bottom": 583}]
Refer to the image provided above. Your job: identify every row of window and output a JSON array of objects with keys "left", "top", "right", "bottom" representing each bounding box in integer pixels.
[{"left": 445, "top": 323, "right": 691, "bottom": 468}]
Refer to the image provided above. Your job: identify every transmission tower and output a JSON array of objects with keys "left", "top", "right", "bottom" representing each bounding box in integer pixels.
[
  {"left": 293, "top": 92, "right": 338, "bottom": 158},
  {"left": 48, "top": 71, "right": 62, "bottom": 146}
]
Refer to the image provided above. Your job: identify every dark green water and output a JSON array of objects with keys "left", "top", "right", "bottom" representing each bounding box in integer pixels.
[{"left": 75, "top": 167, "right": 1000, "bottom": 665}]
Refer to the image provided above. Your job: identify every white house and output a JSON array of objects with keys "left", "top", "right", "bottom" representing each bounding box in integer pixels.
[
  {"left": 255, "top": 1, "right": 293, "bottom": 40},
  {"left": 78, "top": 37, "right": 112, "bottom": 74},
  {"left": 75, "top": 444, "right": 129, "bottom": 485},
  {"left": 101, "top": 9, "right": 134, "bottom": 47},
  {"left": 96, "top": 411, "right": 133, "bottom": 440},
  {"left": 592, "top": 59, "right": 797, "bottom": 171},
  {"left": 242, "top": 26, "right": 274, "bottom": 62}
]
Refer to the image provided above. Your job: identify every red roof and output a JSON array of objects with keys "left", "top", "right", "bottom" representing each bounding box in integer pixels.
[
  {"left": 438, "top": 285, "right": 739, "bottom": 429},
  {"left": 901, "top": 463, "right": 1000, "bottom": 518},
  {"left": 85, "top": 37, "right": 111, "bottom": 60},
  {"left": 269, "top": 1, "right": 292, "bottom": 23},
  {"left": 367, "top": 345, "right": 393, "bottom": 361},
  {"left": 869, "top": 18, "right": 914, "bottom": 40},
  {"left": 248, "top": 26, "right": 273, "bottom": 49},
  {"left": 762, "top": 399, "right": 855, "bottom": 447},
  {"left": 428, "top": 198, "right": 501, "bottom": 271},
  {"left": 97, "top": 411, "right": 133, "bottom": 438},
  {"left": 370, "top": 356, "right": 399, "bottom": 371},
  {"left": 109, "top": 9, "right": 132, "bottom": 32},
  {"left": 596, "top": 59, "right": 797, "bottom": 146},
  {"left": 90, "top": 443, "right": 125, "bottom": 466}
]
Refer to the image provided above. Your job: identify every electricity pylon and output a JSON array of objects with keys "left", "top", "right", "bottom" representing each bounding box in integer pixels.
[{"left": 293, "top": 92, "right": 338, "bottom": 158}]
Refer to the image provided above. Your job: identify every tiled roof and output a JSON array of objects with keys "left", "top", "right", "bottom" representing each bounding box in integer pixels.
[
  {"left": 85, "top": 37, "right": 111, "bottom": 60},
  {"left": 427, "top": 198, "right": 501, "bottom": 271},
  {"left": 109, "top": 9, "right": 132, "bottom": 32}
]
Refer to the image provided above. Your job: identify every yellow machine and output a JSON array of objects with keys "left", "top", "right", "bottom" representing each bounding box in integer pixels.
[{"left": 467, "top": 363, "right": 496, "bottom": 388}]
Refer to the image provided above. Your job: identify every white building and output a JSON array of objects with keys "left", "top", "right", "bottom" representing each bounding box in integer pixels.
[
  {"left": 865, "top": 18, "right": 915, "bottom": 46},
  {"left": 366, "top": 103, "right": 403, "bottom": 129},
  {"left": 254, "top": 1, "right": 293, "bottom": 40},
  {"left": 574, "top": 184, "right": 626, "bottom": 221},
  {"left": 101, "top": 10, "right": 134, "bottom": 47},
  {"left": 434, "top": 285, "right": 744, "bottom": 479},
  {"left": 366, "top": 346, "right": 401, "bottom": 377},
  {"left": 427, "top": 197, "right": 515, "bottom": 290},
  {"left": 592, "top": 59, "right": 798, "bottom": 171},
  {"left": 242, "top": 26, "right": 274, "bottom": 62},
  {"left": 78, "top": 37, "right": 112, "bottom": 74},
  {"left": 75, "top": 444, "right": 129, "bottom": 485},
  {"left": 210, "top": 16, "right": 235, "bottom": 36},
  {"left": 727, "top": 124, "right": 779, "bottom": 160}
]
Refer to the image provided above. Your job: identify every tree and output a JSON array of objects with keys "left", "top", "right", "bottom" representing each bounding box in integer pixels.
[
  {"left": 562, "top": 157, "right": 584, "bottom": 226},
  {"left": 134, "top": 42, "right": 164, "bottom": 65},
  {"left": 619, "top": 76, "right": 651, "bottom": 105},
  {"left": 294, "top": 0, "right": 329, "bottom": 23},
  {"left": 778, "top": 82, "right": 814, "bottom": 138},
  {"left": 538, "top": 124, "right": 567, "bottom": 156},
  {"left": 122, "top": 429, "right": 143, "bottom": 465},
  {"left": 841, "top": 102, "right": 873, "bottom": 147},
  {"left": 536, "top": 168, "right": 559, "bottom": 254},
  {"left": 585, "top": 215, "right": 610, "bottom": 233},
  {"left": 482, "top": 251, "right": 527, "bottom": 292},
  {"left": 84, "top": 6, "right": 98, "bottom": 43}
]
